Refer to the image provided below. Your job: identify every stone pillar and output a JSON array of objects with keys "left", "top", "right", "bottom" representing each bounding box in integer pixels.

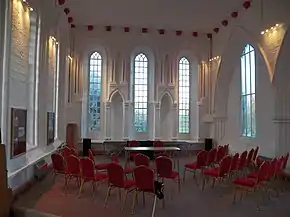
[
  {"left": 172, "top": 103, "right": 178, "bottom": 139},
  {"left": 155, "top": 102, "right": 161, "bottom": 139},
  {"left": 213, "top": 116, "right": 227, "bottom": 144},
  {"left": 122, "top": 101, "right": 130, "bottom": 140},
  {"left": 274, "top": 89, "right": 290, "bottom": 162},
  {"left": 148, "top": 102, "right": 156, "bottom": 139},
  {"left": 104, "top": 102, "right": 111, "bottom": 140}
]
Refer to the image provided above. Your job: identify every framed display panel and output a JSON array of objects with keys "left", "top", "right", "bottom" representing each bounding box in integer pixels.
[
  {"left": 47, "top": 112, "right": 55, "bottom": 145},
  {"left": 10, "top": 108, "right": 27, "bottom": 158}
]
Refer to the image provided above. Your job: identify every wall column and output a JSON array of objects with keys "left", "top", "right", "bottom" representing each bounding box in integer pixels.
[
  {"left": 172, "top": 103, "right": 178, "bottom": 139},
  {"left": 154, "top": 102, "right": 161, "bottom": 139},
  {"left": 104, "top": 101, "right": 111, "bottom": 140},
  {"left": 148, "top": 102, "right": 156, "bottom": 139},
  {"left": 122, "top": 101, "right": 130, "bottom": 140},
  {"left": 274, "top": 88, "right": 290, "bottom": 165}
]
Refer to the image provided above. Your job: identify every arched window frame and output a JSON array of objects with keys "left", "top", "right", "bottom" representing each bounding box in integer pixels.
[
  {"left": 133, "top": 53, "right": 149, "bottom": 133},
  {"left": 178, "top": 57, "right": 191, "bottom": 134},
  {"left": 88, "top": 51, "right": 102, "bottom": 132},
  {"left": 240, "top": 44, "right": 256, "bottom": 138}
]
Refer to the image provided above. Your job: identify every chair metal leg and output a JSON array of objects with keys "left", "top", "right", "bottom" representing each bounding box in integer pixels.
[
  {"left": 121, "top": 189, "right": 129, "bottom": 211},
  {"left": 202, "top": 176, "right": 206, "bottom": 191},
  {"left": 151, "top": 195, "right": 157, "bottom": 217},
  {"left": 232, "top": 187, "right": 237, "bottom": 204},
  {"left": 183, "top": 168, "right": 187, "bottom": 182},
  {"left": 131, "top": 190, "right": 138, "bottom": 215},
  {"left": 142, "top": 192, "right": 146, "bottom": 207},
  {"left": 78, "top": 180, "right": 85, "bottom": 198},
  {"left": 118, "top": 188, "right": 122, "bottom": 201},
  {"left": 104, "top": 186, "right": 112, "bottom": 207}
]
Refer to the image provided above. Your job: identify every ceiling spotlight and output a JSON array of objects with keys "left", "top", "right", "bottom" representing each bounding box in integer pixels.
[
  {"left": 29, "top": 7, "right": 33, "bottom": 11},
  {"left": 22, "top": 0, "right": 26, "bottom": 2},
  {"left": 275, "top": 24, "right": 279, "bottom": 27}
]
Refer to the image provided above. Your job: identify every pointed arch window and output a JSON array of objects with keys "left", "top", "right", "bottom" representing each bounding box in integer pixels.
[
  {"left": 241, "top": 44, "right": 256, "bottom": 138},
  {"left": 88, "top": 52, "right": 102, "bottom": 131},
  {"left": 178, "top": 57, "right": 190, "bottom": 134},
  {"left": 133, "top": 53, "right": 148, "bottom": 132}
]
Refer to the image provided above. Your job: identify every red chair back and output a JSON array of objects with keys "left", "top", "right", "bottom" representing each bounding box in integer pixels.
[
  {"left": 134, "top": 153, "right": 150, "bottom": 167},
  {"left": 218, "top": 155, "right": 232, "bottom": 177},
  {"left": 154, "top": 140, "right": 164, "bottom": 147},
  {"left": 196, "top": 150, "right": 208, "bottom": 167},
  {"left": 206, "top": 148, "right": 217, "bottom": 165},
  {"left": 111, "top": 153, "right": 119, "bottom": 163},
  {"left": 230, "top": 153, "right": 240, "bottom": 171},
  {"left": 252, "top": 146, "right": 259, "bottom": 162},
  {"left": 276, "top": 156, "right": 285, "bottom": 174},
  {"left": 71, "top": 148, "right": 78, "bottom": 156},
  {"left": 107, "top": 163, "right": 125, "bottom": 188},
  {"left": 216, "top": 146, "right": 226, "bottom": 162},
  {"left": 238, "top": 150, "right": 248, "bottom": 169},
  {"left": 267, "top": 158, "right": 277, "bottom": 179},
  {"left": 88, "top": 149, "right": 95, "bottom": 162},
  {"left": 134, "top": 166, "right": 154, "bottom": 191},
  {"left": 66, "top": 155, "right": 80, "bottom": 176},
  {"left": 282, "top": 153, "right": 289, "bottom": 170},
  {"left": 155, "top": 156, "right": 173, "bottom": 178},
  {"left": 51, "top": 153, "right": 65, "bottom": 173},
  {"left": 62, "top": 146, "right": 71, "bottom": 159},
  {"left": 246, "top": 148, "right": 254, "bottom": 165},
  {"left": 79, "top": 157, "right": 95, "bottom": 179},
  {"left": 257, "top": 161, "right": 270, "bottom": 182}
]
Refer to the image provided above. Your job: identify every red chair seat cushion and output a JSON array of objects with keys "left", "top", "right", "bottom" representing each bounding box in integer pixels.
[
  {"left": 185, "top": 162, "right": 201, "bottom": 170},
  {"left": 95, "top": 172, "right": 108, "bottom": 181},
  {"left": 203, "top": 168, "right": 219, "bottom": 177},
  {"left": 124, "top": 179, "right": 135, "bottom": 189},
  {"left": 233, "top": 177, "right": 257, "bottom": 187},
  {"left": 95, "top": 163, "right": 109, "bottom": 170}
]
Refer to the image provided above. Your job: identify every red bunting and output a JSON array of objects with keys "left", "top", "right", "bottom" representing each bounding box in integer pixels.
[
  {"left": 231, "top": 11, "right": 238, "bottom": 18},
  {"left": 88, "top": 25, "right": 94, "bottom": 31},
  {"left": 213, "top": 28, "right": 219, "bottom": 33},
  {"left": 71, "top": 24, "right": 75, "bottom": 28},
  {"left": 58, "top": 0, "right": 66, "bottom": 5},
  {"left": 106, "top": 26, "right": 111, "bottom": 31},
  {"left": 176, "top": 30, "right": 182, "bottom": 36},
  {"left": 243, "top": 1, "right": 251, "bottom": 9},
  {"left": 158, "top": 29, "right": 165, "bottom": 35},
  {"left": 192, "top": 32, "right": 198, "bottom": 37},
  {"left": 142, "top": 28, "right": 148, "bottom": 33},
  {"left": 207, "top": 33, "right": 212, "bottom": 39},
  {"left": 124, "top": 27, "right": 130, "bottom": 32},
  {"left": 68, "top": 17, "right": 73, "bottom": 23},
  {"left": 221, "top": 20, "right": 228, "bottom": 26},
  {"left": 64, "top": 8, "right": 70, "bottom": 15}
]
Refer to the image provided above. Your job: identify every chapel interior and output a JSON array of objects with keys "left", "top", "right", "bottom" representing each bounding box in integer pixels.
[{"left": 1, "top": 0, "right": 290, "bottom": 217}]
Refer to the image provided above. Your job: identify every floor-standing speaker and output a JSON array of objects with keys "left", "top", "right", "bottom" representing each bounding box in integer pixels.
[
  {"left": 83, "top": 138, "right": 91, "bottom": 156},
  {"left": 204, "top": 138, "right": 213, "bottom": 151}
]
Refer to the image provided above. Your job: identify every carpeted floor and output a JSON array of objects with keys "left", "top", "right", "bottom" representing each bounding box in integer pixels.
[{"left": 14, "top": 156, "right": 290, "bottom": 217}]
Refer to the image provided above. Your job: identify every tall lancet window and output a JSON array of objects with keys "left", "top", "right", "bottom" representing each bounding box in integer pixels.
[
  {"left": 178, "top": 57, "right": 190, "bottom": 134},
  {"left": 133, "top": 53, "right": 148, "bottom": 132},
  {"left": 241, "top": 44, "right": 256, "bottom": 138},
  {"left": 88, "top": 52, "right": 102, "bottom": 131}
]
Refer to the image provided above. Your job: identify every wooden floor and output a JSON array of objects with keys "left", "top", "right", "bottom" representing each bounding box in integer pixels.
[{"left": 14, "top": 156, "right": 290, "bottom": 217}]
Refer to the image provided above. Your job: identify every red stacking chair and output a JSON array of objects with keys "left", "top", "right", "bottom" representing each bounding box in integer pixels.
[
  {"left": 51, "top": 153, "right": 66, "bottom": 178},
  {"left": 104, "top": 163, "right": 135, "bottom": 210},
  {"left": 252, "top": 146, "right": 259, "bottom": 165},
  {"left": 206, "top": 148, "right": 217, "bottom": 167},
  {"left": 202, "top": 155, "right": 232, "bottom": 191},
  {"left": 62, "top": 146, "right": 71, "bottom": 161},
  {"left": 134, "top": 153, "right": 150, "bottom": 167},
  {"left": 88, "top": 149, "right": 109, "bottom": 171},
  {"left": 216, "top": 146, "right": 227, "bottom": 163},
  {"left": 70, "top": 148, "right": 78, "bottom": 156},
  {"left": 79, "top": 157, "right": 108, "bottom": 197},
  {"left": 153, "top": 140, "right": 168, "bottom": 158},
  {"left": 183, "top": 150, "right": 208, "bottom": 183},
  {"left": 65, "top": 155, "right": 81, "bottom": 192},
  {"left": 229, "top": 153, "right": 240, "bottom": 174},
  {"left": 237, "top": 150, "right": 248, "bottom": 174},
  {"left": 156, "top": 156, "right": 180, "bottom": 192},
  {"left": 224, "top": 144, "right": 230, "bottom": 155},
  {"left": 111, "top": 153, "right": 133, "bottom": 174},
  {"left": 132, "top": 166, "right": 163, "bottom": 215},
  {"left": 232, "top": 161, "right": 270, "bottom": 206},
  {"left": 246, "top": 148, "right": 255, "bottom": 168}
]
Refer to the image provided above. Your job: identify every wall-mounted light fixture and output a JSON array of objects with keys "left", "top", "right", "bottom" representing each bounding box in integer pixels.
[
  {"left": 209, "top": 56, "right": 220, "bottom": 62},
  {"left": 22, "top": 0, "right": 33, "bottom": 11},
  {"left": 50, "top": 36, "right": 59, "bottom": 45},
  {"left": 67, "top": 55, "right": 72, "bottom": 61},
  {"left": 261, "top": 24, "right": 280, "bottom": 35}
]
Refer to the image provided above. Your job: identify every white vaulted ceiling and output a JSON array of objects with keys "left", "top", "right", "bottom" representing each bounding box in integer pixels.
[{"left": 63, "top": 0, "right": 245, "bottom": 31}]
